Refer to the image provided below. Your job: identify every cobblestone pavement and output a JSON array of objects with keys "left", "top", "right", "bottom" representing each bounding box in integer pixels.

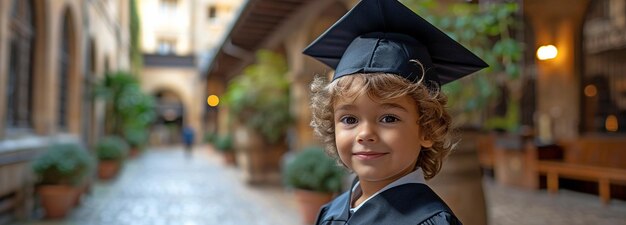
[
  {"left": 18, "top": 145, "right": 626, "bottom": 225},
  {"left": 484, "top": 178, "right": 626, "bottom": 225},
  {"left": 22, "top": 146, "right": 301, "bottom": 225}
]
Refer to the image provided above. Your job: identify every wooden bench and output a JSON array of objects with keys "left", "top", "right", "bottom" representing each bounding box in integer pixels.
[{"left": 530, "top": 136, "right": 626, "bottom": 204}]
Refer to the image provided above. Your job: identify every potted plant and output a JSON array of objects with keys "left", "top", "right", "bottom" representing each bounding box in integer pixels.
[
  {"left": 124, "top": 126, "right": 149, "bottom": 158},
  {"left": 204, "top": 131, "right": 218, "bottom": 145},
  {"left": 31, "top": 143, "right": 95, "bottom": 218},
  {"left": 215, "top": 134, "right": 235, "bottom": 165},
  {"left": 95, "top": 71, "right": 156, "bottom": 154},
  {"left": 96, "top": 136, "right": 129, "bottom": 180},
  {"left": 283, "top": 147, "right": 346, "bottom": 224},
  {"left": 223, "top": 50, "right": 292, "bottom": 183}
]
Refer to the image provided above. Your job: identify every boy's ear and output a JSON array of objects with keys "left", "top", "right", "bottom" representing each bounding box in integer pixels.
[{"left": 420, "top": 136, "right": 433, "bottom": 149}]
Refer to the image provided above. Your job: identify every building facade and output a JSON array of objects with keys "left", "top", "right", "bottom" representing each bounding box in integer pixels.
[
  {"left": 138, "top": 0, "right": 243, "bottom": 145},
  {"left": 0, "top": 0, "right": 132, "bottom": 222}
]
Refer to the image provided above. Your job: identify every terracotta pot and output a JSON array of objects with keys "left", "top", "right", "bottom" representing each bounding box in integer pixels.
[
  {"left": 294, "top": 189, "right": 333, "bottom": 225},
  {"left": 98, "top": 160, "right": 121, "bottom": 180},
  {"left": 71, "top": 184, "right": 82, "bottom": 206},
  {"left": 129, "top": 148, "right": 140, "bottom": 158},
  {"left": 38, "top": 185, "right": 77, "bottom": 219},
  {"left": 223, "top": 151, "right": 236, "bottom": 166},
  {"left": 72, "top": 179, "right": 91, "bottom": 206}
]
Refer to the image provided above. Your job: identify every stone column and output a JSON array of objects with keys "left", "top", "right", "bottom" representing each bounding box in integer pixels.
[{"left": 525, "top": 0, "right": 590, "bottom": 140}]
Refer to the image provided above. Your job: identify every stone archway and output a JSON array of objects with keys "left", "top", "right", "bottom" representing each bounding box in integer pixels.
[
  {"left": 151, "top": 89, "right": 186, "bottom": 146},
  {"left": 57, "top": 6, "right": 83, "bottom": 133}
]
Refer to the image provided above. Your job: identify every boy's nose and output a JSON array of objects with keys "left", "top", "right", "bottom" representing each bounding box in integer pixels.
[{"left": 357, "top": 122, "right": 378, "bottom": 143}]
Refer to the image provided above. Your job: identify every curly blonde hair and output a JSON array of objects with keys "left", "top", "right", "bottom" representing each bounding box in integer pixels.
[{"left": 310, "top": 73, "right": 454, "bottom": 180}]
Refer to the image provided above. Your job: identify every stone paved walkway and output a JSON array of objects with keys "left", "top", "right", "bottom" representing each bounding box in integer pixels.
[
  {"left": 485, "top": 178, "right": 626, "bottom": 225},
  {"left": 22, "top": 146, "right": 301, "bottom": 225},
  {"left": 17, "top": 145, "right": 626, "bottom": 225}
]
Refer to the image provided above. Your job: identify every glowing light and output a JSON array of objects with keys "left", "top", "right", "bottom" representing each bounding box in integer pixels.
[
  {"left": 605, "top": 115, "right": 618, "bottom": 132},
  {"left": 207, "top": 95, "right": 220, "bottom": 107},
  {"left": 584, "top": 85, "right": 597, "bottom": 97},
  {"left": 537, "top": 45, "right": 558, "bottom": 60}
]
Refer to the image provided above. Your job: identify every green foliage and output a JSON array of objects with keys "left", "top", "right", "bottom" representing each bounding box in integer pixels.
[
  {"left": 401, "top": 0, "right": 523, "bottom": 130},
  {"left": 32, "top": 143, "right": 95, "bottom": 186},
  {"left": 283, "top": 147, "right": 346, "bottom": 193},
  {"left": 204, "top": 132, "right": 218, "bottom": 144},
  {"left": 214, "top": 134, "right": 233, "bottom": 152},
  {"left": 124, "top": 126, "right": 149, "bottom": 149},
  {"left": 95, "top": 71, "right": 156, "bottom": 147},
  {"left": 223, "top": 50, "right": 291, "bottom": 144},
  {"left": 96, "top": 136, "right": 130, "bottom": 161}
]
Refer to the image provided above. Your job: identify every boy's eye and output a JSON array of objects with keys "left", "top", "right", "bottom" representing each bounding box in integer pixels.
[
  {"left": 380, "top": 115, "right": 399, "bottom": 123},
  {"left": 340, "top": 116, "right": 358, "bottom": 124}
]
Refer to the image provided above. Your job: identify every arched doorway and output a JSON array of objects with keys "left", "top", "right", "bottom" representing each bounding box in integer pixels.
[
  {"left": 5, "top": 0, "right": 35, "bottom": 133},
  {"left": 151, "top": 89, "right": 185, "bottom": 146},
  {"left": 581, "top": 0, "right": 626, "bottom": 134}
]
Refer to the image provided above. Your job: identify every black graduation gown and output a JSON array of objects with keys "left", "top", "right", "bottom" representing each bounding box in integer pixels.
[{"left": 314, "top": 183, "right": 462, "bottom": 225}]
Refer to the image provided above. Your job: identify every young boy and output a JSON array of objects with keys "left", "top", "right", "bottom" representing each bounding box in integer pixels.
[{"left": 303, "top": 0, "right": 488, "bottom": 224}]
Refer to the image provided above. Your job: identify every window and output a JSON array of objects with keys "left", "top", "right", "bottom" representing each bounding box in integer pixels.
[
  {"left": 58, "top": 12, "right": 72, "bottom": 129},
  {"left": 160, "top": 0, "right": 178, "bottom": 17},
  {"left": 6, "top": 0, "right": 35, "bottom": 130},
  {"left": 157, "top": 38, "right": 176, "bottom": 55},
  {"left": 208, "top": 5, "right": 217, "bottom": 21}
]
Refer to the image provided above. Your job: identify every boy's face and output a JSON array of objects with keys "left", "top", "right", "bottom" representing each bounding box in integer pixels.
[{"left": 333, "top": 93, "right": 433, "bottom": 183}]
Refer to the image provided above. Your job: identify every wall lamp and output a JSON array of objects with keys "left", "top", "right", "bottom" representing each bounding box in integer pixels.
[{"left": 537, "top": 45, "right": 558, "bottom": 61}]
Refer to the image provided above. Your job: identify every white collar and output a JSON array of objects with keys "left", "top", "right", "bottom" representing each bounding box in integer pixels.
[{"left": 350, "top": 168, "right": 427, "bottom": 213}]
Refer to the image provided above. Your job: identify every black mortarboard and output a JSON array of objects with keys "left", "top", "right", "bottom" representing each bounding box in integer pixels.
[{"left": 303, "top": 0, "right": 488, "bottom": 86}]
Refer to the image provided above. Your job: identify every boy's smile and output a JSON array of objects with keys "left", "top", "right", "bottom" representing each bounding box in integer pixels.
[{"left": 333, "top": 93, "right": 433, "bottom": 189}]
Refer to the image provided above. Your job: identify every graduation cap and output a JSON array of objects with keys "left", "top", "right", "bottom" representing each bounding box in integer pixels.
[{"left": 303, "top": 0, "right": 488, "bottom": 86}]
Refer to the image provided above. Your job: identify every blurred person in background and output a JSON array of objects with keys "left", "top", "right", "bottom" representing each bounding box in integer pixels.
[{"left": 182, "top": 125, "right": 195, "bottom": 156}]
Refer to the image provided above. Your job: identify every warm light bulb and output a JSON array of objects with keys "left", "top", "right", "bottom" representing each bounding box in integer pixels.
[
  {"left": 207, "top": 95, "right": 220, "bottom": 107},
  {"left": 584, "top": 85, "right": 597, "bottom": 97},
  {"left": 605, "top": 115, "right": 618, "bottom": 132},
  {"left": 537, "top": 45, "right": 558, "bottom": 60}
]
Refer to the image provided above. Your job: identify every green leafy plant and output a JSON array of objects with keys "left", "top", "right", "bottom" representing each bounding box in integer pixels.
[
  {"left": 223, "top": 50, "right": 291, "bottom": 144},
  {"left": 214, "top": 134, "right": 234, "bottom": 152},
  {"left": 96, "top": 136, "right": 130, "bottom": 161},
  {"left": 32, "top": 143, "right": 95, "bottom": 186},
  {"left": 283, "top": 147, "right": 346, "bottom": 193},
  {"left": 95, "top": 71, "right": 156, "bottom": 147},
  {"left": 124, "top": 126, "right": 149, "bottom": 150},
  {"left": 204, "top": 132, "right": 218, "bottom": 144},
  {"left": 401, "top": 0, "right": 523, "bottom": 131}
]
